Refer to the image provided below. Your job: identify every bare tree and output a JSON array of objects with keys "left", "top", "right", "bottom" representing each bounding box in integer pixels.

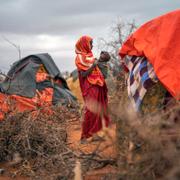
[
  {"left": 0, "top": 70, "right": 7, "bottom": 80},
  {"left": 2, "top": 35, "right": 21, "bottom": 59},
  {"left": 98, "top": 19, "right": 137, "bottom": 76}
]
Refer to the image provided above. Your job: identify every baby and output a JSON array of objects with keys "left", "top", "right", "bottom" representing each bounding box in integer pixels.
[{"left": 97, "top": 51, "right": 111, "bottom": 79}]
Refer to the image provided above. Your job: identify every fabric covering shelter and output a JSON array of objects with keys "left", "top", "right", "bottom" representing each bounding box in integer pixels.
[
  {"left": 119, "top": 9, "right": 180, "bottom": 99},
  {"left": 67, "top": 69, "right": 83, "bottom": 105},
  {"left": 0, "top": 53, "right": 76, "bottom": 120}
]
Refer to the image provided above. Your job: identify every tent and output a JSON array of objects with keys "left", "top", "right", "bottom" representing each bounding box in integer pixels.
[
  {"left": 119, "top": 9, "right": 180, "bottom": 100},
  {"left": 0, "top": 53, "right": 76, "bottom": 120},
  {"left": 66, "top": 69, "right": 83, "bottom": 105}
]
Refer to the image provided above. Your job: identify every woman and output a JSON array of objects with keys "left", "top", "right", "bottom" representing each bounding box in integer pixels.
[{"left": 75, "top": 35, "right": 110, "bottom": 143}]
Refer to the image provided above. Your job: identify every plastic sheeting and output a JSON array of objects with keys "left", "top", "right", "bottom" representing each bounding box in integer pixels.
[{"left": 119, "top": 9, "right": 180, "bottom": 99}]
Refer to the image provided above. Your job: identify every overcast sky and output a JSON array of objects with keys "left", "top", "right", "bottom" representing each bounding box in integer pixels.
[{"left": 0, "top": 0, "right": 179, "bottom": 72}]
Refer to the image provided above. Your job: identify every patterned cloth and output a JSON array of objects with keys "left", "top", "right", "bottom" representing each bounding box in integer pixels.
[{"left": 123, "top": 55, "right": 158, "bottom": 111}]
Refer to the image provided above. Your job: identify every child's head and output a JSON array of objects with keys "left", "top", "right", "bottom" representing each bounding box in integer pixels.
[{"left": 99, "top": 51, "right": 110, "bottom": 62}]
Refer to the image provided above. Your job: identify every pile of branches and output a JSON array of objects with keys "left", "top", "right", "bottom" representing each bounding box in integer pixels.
[
  {"left": 0, "top": 105, "right": 80, "bottom": 179},
  {"left": 106, "top": 73, "right": 180, "bottom": 179},
  {"left": 0, "top": 104, "right": 117, "bottom": 180},
  {"left": 114, "top": 99, "right": 180, "bottom": 180}
]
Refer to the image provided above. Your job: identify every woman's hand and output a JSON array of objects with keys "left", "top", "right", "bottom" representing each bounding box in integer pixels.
[{"left": 80, "top": 59, "right": 98, "bottom": 78}]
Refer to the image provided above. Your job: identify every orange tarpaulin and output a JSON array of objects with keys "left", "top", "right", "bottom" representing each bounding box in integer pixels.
[
  {"left": 119, "top": 9, "right": 180, "bottom": 99},
  {"left": 0, "top": 88, "right": 53, "bottom": 120},
  {"left": 0, "top": 64, "right": 54, "bottom": 121}
]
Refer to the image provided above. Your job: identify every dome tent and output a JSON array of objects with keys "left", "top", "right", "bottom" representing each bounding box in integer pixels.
[{"left": 0, "top": 53, "right": 76, "bottom": 120}]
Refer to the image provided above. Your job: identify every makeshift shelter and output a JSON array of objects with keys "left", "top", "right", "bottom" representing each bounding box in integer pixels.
[
  {"left": 119, "top": 9, "right": 180, "bottom": 112},
  {"left": 0, "top": 53, "right": 76, "bottom": 120},
  {"left": 66, "top": 69, "right": 83, "bottom": 105},
  {"left": 119, "top": 9, "right": 180, "bottom": 99}
]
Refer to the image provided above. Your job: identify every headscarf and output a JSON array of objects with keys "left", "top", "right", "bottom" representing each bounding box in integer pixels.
[{"left": 75, "top": 35, "right": 104, "bottom": 86}]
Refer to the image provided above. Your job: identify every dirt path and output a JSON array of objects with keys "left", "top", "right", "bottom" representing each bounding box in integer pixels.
[
  {"left": 67, "top": 118, "right": 116, "bottom": 157},
  {"left": 0, "top": 164, "right": 30, "bottom": 180},
  {"left": 67, "top": 118, "right": 118, "bottom": 179}
]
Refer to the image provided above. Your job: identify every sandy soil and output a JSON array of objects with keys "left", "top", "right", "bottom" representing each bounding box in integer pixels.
[{"left": 67, "top": 118, "right": 117, "bottom": 179}]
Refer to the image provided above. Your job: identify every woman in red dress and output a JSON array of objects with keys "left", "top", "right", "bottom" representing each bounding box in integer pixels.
[{"left": 75, "top": 35, "right": 110, "bottom": 142}]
